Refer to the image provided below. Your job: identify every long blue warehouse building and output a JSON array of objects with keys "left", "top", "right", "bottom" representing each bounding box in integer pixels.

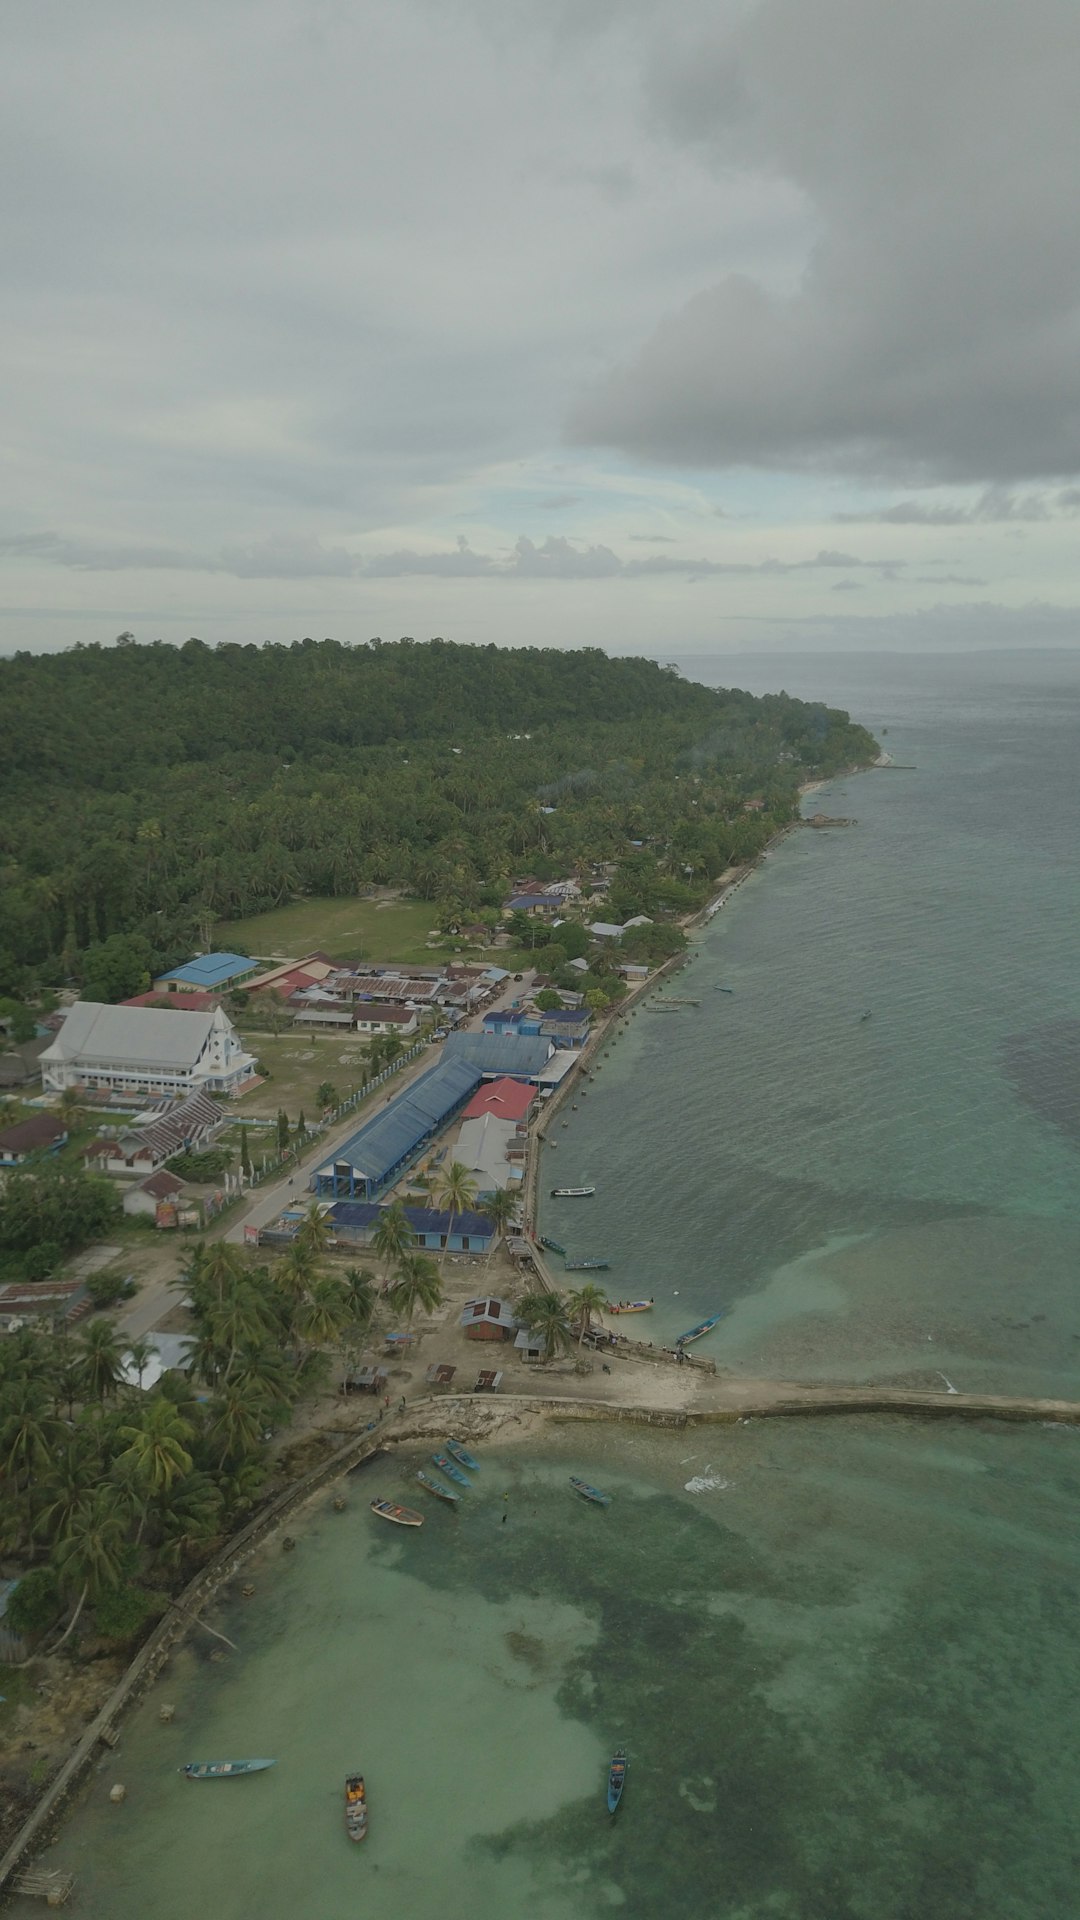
[{"left": 311, "top": 1056, "right": 483, "bottom": 1199}]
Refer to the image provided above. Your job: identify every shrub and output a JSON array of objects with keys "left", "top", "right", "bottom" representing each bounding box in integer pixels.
[
  {"left": 93, "top": 1584, "right": 161, "bottom": 1643},
  {"left": 6, "top": 1568, "right": 61, "bottom": 1638},
  {"left": 87, "top": 1270, "right": 136, "bottom": 1309}
]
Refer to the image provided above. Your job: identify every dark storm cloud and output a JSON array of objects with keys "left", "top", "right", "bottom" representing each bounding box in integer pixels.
[
  {"left": 836, "top": 488, "right": 1080, "bottom": 526},
  {"left": 570, "top": 0, "right": 1080, "bottom": 484}
]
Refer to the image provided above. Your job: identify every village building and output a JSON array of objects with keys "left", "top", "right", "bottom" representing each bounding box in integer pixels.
[
  {"left": 441, "top": 1031, "right": 553, "bottom": 1082},
  {"left": 83, "top": 1087, "right": 223, "bottom": 1177},
  {"left": 310, "top": 1056, "right": 484, "bottom": 1198},
  {"left": 0, "top": 1112, "right": 68, "bottom": 1168},
  {"left": 461, "top": 1076, "right": 535, "bottom": 1122},
  {"left": 459, "top": 1298, "right": 518, "bottom": 1341},
  {"left": 153, "top": 951, "right": 258, "bottom": 994},
  {"left": 0, "top": 1278, "right": 88, "bottom": 1331},
  {"left": 121, "top": 1169, "right": 187, "bottom": 1218},
  {"left": 324, "top": 1200, "right": 494, "bottom": 1255},
  {"left": 40, "top": 1003, "right": 256, "bottom": 1099},
  {"left": 454, "top": 1110, "right": 526, "bottom": 1197},
  {"left": 350, "top": 1002, "right": 420, "bottom": 1038}
]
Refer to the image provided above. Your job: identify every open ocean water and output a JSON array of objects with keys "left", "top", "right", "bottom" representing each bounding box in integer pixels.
[{"left": 16, "top": 651, "right": 1080, "bottom": 1920}]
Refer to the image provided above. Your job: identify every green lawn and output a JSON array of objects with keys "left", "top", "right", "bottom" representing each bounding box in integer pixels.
[
  {"left": 215, "top": 894, "right": 441, "bottom": 966},
  {"left": 234, "top": 1030, "right": 389, "bottom": 1121}
]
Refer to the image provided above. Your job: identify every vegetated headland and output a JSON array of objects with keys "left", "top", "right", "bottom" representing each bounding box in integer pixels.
[{"left": 0, "top": 638, "right": 883, "bottom": 1876}]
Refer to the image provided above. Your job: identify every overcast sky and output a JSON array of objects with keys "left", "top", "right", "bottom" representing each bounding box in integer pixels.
[{"left": 4, "top": 0, "right": 1079, "bottom": 656}]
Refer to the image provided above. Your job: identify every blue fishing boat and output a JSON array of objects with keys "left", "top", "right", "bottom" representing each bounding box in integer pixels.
[
  {"left": 432, "top": 1451, "right": 469, "bottom": 1487},
  {"left": 563, "top": 1258, "right": 610, "bottom": 1271},
  {"left": 675, "top": 1311, "right": 728, "bottom": 1346},
  {"left": 182, "top": 1759, "right": 276, "bottom": 1780},
  {"left": 416, "top": 1469, "right": 459, "bottom": 1505},
  {"left": 445, "top": 1440, "right": 479, "bottom": 1472},
  {"left": 607, "top": 1748, "right": 628, "bottom": 1813},
  {"left": 570, "top": 1476, "right": 611, "bottom": 1507},
  {"left": 539, "top": 1235, "right": 566, "bottom": 1256}
]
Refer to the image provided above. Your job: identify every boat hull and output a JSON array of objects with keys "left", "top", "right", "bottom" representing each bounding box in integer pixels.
[
  {"left": 432, "top": 1452, "right": 469, "bottom": 1486},
  {"left": 183, "top": 1759, "right": 276, "bottom": 1780},
  {"left": 370, "top": 1498, "right": 423, "bottom": 1527},
  {"left": 550, "top": 1187, "right": 595, "bottom": 1198},
  {"left": 607, "top": 1750, "right": 628, "bottom": 1813},
  {"left": 416, "top": 1470, "right": 459, "bottom": 1504},
  {"left": 676, "top": 1310, "right": 728, "bottom": 1345},
  {"left": 345, "top": 1774, "right": 368, "bottom": 1842},
  {"left": 570, "top": 1476, "right": 611, "bottom": 1507},
  {"left": 608, "top": 1301, "right": 652, "bottom": 1315},
  {"left": 445, "top": 1441, "right": 479, "bottom": 1472}
]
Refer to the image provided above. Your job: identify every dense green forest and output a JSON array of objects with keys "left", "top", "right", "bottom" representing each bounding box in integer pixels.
[{"left": 0, "top": 637, "right": 876, "bottom": 995}]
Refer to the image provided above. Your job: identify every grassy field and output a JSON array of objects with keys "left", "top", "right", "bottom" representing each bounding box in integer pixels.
[
  {"left": 215, "top": 894, "right": 441, "bottom": 966},
  {"left": 235, "top": 1030, "right": 386, "bottom": 1121}
]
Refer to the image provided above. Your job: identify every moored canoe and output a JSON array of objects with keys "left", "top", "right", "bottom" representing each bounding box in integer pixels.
[{"left": 370, "top": 1498, "right": 423, "bottom": 1527}]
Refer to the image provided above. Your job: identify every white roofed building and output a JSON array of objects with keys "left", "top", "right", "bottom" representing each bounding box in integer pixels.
[{"left": 40, "top": 1002, "right": 256, "bottom": 1099}]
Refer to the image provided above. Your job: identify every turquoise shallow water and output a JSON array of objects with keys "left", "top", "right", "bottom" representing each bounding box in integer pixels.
[{"left": 17, "top": 652, "right": 1080, "bottom": 1919}]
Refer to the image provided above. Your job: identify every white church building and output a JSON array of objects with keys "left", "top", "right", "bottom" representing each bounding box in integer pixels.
[{"left": 40, "top": 1003, "right": 257, "bottom": 1100}]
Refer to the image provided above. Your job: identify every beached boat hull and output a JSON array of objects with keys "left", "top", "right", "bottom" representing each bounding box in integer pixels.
[
  {"left": 445, "top": 1440, "right": 479, "bottom": 1472},
  {"left": 370, "top": 1498, "right": 423, "bottom": 1527},
  {"left": 345, "top": 1774, "right": 368, "bottom": 1842},
  {"left": 607, "top": 1749, "right": 628, "bottom": 1813},
  {"left": 183, "top": 1759, "right": 276, "bottom": 1780},
  {"left": 432, "top": 1452, "right": 469, "bottom": 1487},
  {"left": 676, "top": 1311, "right": 728, "bottom": 1345},
  {"left": 416, "top": 1470, "right": 459, "bottom": 1504},
  {"left": 570, "top": 1476, "right": 611, "bottom": 1507}
]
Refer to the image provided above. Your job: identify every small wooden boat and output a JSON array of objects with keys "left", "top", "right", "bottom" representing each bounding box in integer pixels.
[
  {"left": 676, "top": 1312, "right": 727, "bottom": 1346},
  {"left": 550, "top": 1185, "right": 595, "bottom": 1198},
  {"left": 182, "top": 1759, "right": 276, "bottom": 1780},
  {"left": 432, "top": 1451, "right": 469, "bottom": 1487},
  {"left": 416, "top": 1469, "right": 459, "bottom": 1505},
  {"left": 608, "top": 1300, "right": 653, "bottom": 1315},
  {"left": 539, "top": 1234, "right": 566, "bottom": 1256},
  {"left": 607, "top": 1748, "right": 628, "bottom": 1813},
  {"left": 344, "top": 1773, "right": 368, "bottom": 1842},
  {"left": 570, "top": 1476, "right": 611, "bottom": 1507},
  {"left": 563, "top": 1258, "right": 610, "bottom": 1271},
  {"left": 445, "top": 1440, "right": 479, "bottom": 1472},
  {"left": 370, "top": 1498, "right": 423, "bottom": 1527}
]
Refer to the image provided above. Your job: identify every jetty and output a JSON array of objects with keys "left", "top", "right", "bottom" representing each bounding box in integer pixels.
[{"left": 12, "top": 1866, "right": 75, "bottom": 1906}]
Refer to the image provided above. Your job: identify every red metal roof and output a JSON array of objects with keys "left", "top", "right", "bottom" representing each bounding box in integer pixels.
[{"left": 461, "top": 1076, "right": 535, "bottom": 1121}]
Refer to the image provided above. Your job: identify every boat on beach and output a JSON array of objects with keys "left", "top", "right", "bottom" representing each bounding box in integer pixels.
[
  {"left": 676, "top": 1312, "right": 727, "bottom": 1346},
  {"left": 432, "top": 1451, "right": 469, "bottom": 1487},
  {"left": 344, "top": 1774, "right": 368, "bottom": 1842},
  {"left": 416, "top": 1469, "right": 459, "bottom": 1504},
  {"left": 607, "top": 1749, "right": 628, "bottom": 1813},
  {"left": 607, "top": 1300, "right": 653, "bottom": 1315},
  {"left": 445, "top": 1440, "right": 479, "bottom": 1471},
  {"left": 564, "top": 1257, "right": 610, "bottom": 1271},
  {"left": 370, "top": 1498, "right": 423, "bottom": 1527},
  {"left": 182, "top": 1759, "right": 276, "bottom": 1780},
  {"left": 550, "top": 1185, "right": 596, "bottom": 1198},
  {"left": 570, "top": 1476, "right": 611, "bottom": 1507}
]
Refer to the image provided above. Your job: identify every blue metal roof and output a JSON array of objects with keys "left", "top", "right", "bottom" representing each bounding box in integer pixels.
[
  {"left": 330, "top": 1200, "right": 494, "bottom": 1238},
  {"left": 156, "top": 952, "right": 254, "bottom": 987},
  {"left": 442, "top": 1032, "right": 552, "bottom": 1079},
  {"left": 316, "top": 1056, "right": 482, "bottom": 1186}
]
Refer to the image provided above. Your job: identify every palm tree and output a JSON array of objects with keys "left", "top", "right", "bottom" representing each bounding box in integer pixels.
[
  {"left": 124, "top": 1337, "right": 158, "bottom": 1392},
  {"left": 372, "top": 1199, "right": 414, "bottom": 1278},
  {"left": 209, "top": 1280, "right": 276, "bottom": 1365},
  {"left": 387, "top": 1252, "right": 443, "bottom": 1327},
  {"left": 565, "top": 1282, "right": 609, "bottom": 1346},
  {"left": 207, "top": 1386, "right": 266, "bottom": 1471},
  {"left": 183, "top": 1240, "right": 245, "bottom": 1313},
  {"left": 50, "top": 1486, "right": 129, "bottom": 1650},
  {"left": 114, "top": 1397, "right": 195, "bottom": 1500},
  {"left": 435, "top": 1160, "right": 478, "bottom": 1260},
  {"left": 56, "top": 1086, "right": 82, "bottom": 1132},
  {"left": 295, "top": 1277, "right": 349, "bottom": 1352},
  {"left": 35, "top": 1434, "right": 104, "bottom": 1551},
  {"left": 1, "top": 1380, "right": 62, "bottom": 1485},
  {"left": 294, "top": 1201, "right": 332, "bottom": 1259},
  {"left": 518, "top": 1289, "right": 573, "bottom": 1363},
  {"left": 224, "top": 1343, "right": 292, "bottom": 1408},
  {"left": 342, "top": 1266, "right": 377, "bottom": 1331},
  {"left": 481, "top": 1187, "right": 518, "bottom": 1262},
  {"left": 150, "top": 1470, "right": 223, "bottom": 1571},
  {"left": 78, "top": 1322, "right": 125, "bottom": 1403}
]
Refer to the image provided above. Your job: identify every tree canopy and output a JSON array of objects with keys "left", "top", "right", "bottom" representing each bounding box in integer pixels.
[{"left": 0, "top": 637, "right": 876, "bottom": 994}]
